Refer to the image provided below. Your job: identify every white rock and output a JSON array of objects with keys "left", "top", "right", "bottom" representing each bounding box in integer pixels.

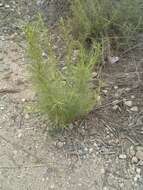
[
  {"left": 136, "top": 168, "right": 141, "bottom": 174},
  {"left": 89, "top": 148, "right": 93, "bottom": 153},
  {"left": 131, "top": 95, "right": 135, "bottom": 99},
  {"left": 119, "top": 154, "right": 127, "bottom": 159},
  {"left": 112, "top": 105, "right": 119, "bottom": 110},
  {"left": 0, "top": 106, "right": 4, "bottom": 110},
  {"left": 18, "top": 133, "right": 22, "bottom": 138},
  {"left": 134, "top": 176, "right": 138, "bottom": 182},
  {"left": 131, "top": 156, "right": 138, "bottom": 164},
  {"left": 108, "top": 56, "right": 119, "bottom": 64},
  {"left": 114, "top": 85, "right": 118, "bottom": 90},
  {"left": 124, "top": 100, "right": 132, "bottom": 107},
  {"left": 84, "top": 147, "right": 88, "bottom": 152},
  {"left": 100, "top": 168, "right": 105, "bottom": 174},
  {"left": 21, "top": 98, "right": 26, "bottom": 102},
  {"left": 92, "top": 72, "right": 97, "bottom": 78},
  {"left": 5, "top": 4, "right": 10, "bottom": 8},
  {"left": 50, "top": 184, "right": 55, "bottom": 189},
  {"left": 25, "top": 113, "right": 29, "bottom": 119},
  {"left": 56, "top": 141, "right": 65, "bottom": 148},
  {"left": 103, "top": 187, "right": 108, "bottom": 190},
  {"left": 129, "top": 146, "right": 136, "bottom": 156},
  {"left": 93, "top": 142, "right": 97, "bottom": 147},
  {"left": 102, "top": 90, "right": 108, "bottom": 94},
  {"left": 136, "top": 147, "right": 143, "bottom": 160},
  {"left": 130, "top": 106, "right": 138, "bottom": 112}
]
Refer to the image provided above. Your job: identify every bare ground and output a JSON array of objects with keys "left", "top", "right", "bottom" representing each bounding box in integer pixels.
[{"left": 0, "top": 1, "right": 143, "bottom": 190}]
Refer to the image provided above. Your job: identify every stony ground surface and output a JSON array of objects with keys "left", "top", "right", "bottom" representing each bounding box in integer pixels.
[{"left": 0, "top": 0, "right": 143, "bottom": 190}]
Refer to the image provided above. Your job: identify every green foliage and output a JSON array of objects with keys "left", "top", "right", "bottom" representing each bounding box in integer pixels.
[
  {"left": 25, "top": 17, "right": 101, "bottom": 128},
  {"left": 70, "top": 0, "right": 143, "bottom": 48}
]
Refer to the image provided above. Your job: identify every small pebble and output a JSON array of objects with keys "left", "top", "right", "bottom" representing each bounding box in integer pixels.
[
  {"left": 5, "top": 4, "right": 10, "bottom": 8},
  {"left": 124, "top": 100, "right": 132, "bottom": 107},
  {"left": 129, "top": 146, "right": 136, "bottom": 156},
  {"left": 18, "top": 133, "right": 22, "bottom": 138},
  {"left": 119, "top": 183, "right": 124, "bottom": 188},
  {"left": 92, "top": 72, "right": 97, "bottom": 78},
  {"left": 13, "top": 150, "right": 17, "bottom": 155},
  {"left": 93, "top": 142, "right": 97, "bottom": 147},
  {"left": 56, "top": 141, "right": 65, "bottom": 149},
  {"left": 0, "top": 106, "right": 4, "bottom": 110},
  {"left": 136, "top": 150, "right": 143, "bottom": 161},
  {"left": 136, "top": 168, "right": 141, "bottom": 174},
  {"left": 25, "top": 113, "right": 29, "bottom": 119},
  {"left": 112, "top": 105, "right": 119, "bottom": 110},
  {"left": 130, "top": 106, "right": 138, "bottom": 112},
  {"left": 114, "top": 85, "right": 118, "bottom": 90},
  {"left": 119, "top": 154, "right": 127, "bottom": 159},
  {"left": 131, "top": 156, "right": 138, "bottom": 164},
  {"left": 84, "top": 147, "right": 88, "bottom": 152},
  {"left": 131, "top": 95, "right": 135, "bottom": 99},
  {"left": 134, "top": 176, "right": 138, "bottom": 182},
  {"left": 21, "top": 98, "right": 26, "bottom": 102},
  {"left": 0, "top": 3, "right": 3, "bottom": 7},
  {"left": 102, "top": 90, "right": 108, "bottom": 94},
  {"left": 89, "top": 148, "right": 93, "bottom": 153},
  {"left": 50, "top": 184, "right": 55, "bottom": 189},
  {"left": 100, "top": 168, "right": 105, "bottom": 174}
]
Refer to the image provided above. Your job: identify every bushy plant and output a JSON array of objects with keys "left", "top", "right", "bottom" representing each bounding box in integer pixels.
[
  {"left": 70, "top": 0, "right": 143, "bottom": 49},
  {"left": 25, "top": 17, "right": 101, "bottom": 128}
]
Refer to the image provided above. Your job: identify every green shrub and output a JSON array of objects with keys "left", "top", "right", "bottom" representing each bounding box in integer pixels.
[
  {"left": 70, "top": 0, "right": 143, "bottom": 49},
  {"left": 25, "top": 17, "right": 101, "bottom": 128}
]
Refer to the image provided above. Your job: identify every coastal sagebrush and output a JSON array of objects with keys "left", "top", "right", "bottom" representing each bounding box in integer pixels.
[
  {"left": 70, "top": 0, "right": 143, "bottom": 49},
  {"left": 25, "top": 17, "right": 101, "bottom": 128}
]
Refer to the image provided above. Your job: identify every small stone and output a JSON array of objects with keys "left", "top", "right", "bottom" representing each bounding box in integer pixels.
[
  {"left": 130, "top": 106, "right": 138, "bottom": 112},
  {"left": 42, "top": 52, "right": 48, "bottom": 58},
  {"left": 5, "top": 4, "right": 10, "bottom": 8},
  {"left": 56, "top": 141, "right": 65, "bottom": 149},
  {"left": 136, "top": 168, "right": 141, "bottom": 174},
  {"left": 114, "top": 85, "right": 118, "bottom": 90},
  {"left": 124, "top": 100, "right": 132, "bottom": 107},
  {"left": 136, "top": 147, "right": 143, "bottom": 160},
  {"left": 112, "top": 105, "right": 119, "bottom": 110},
  {"left": 89, "top": 148, "right": 93, "bottom": 153},
  {"left": 108, "top": 56, "right": 119, "bottom": 64},
  {"left": 92, "top": 72, "right": 97, "bottom": 78},
  {"left": 84, "top": 147, "right": 88, "bottom": 152},
  {"left": 0, "top": 3, "right": 3, "bottom": 7},
  {"left": 0, "top": 106, "right": 4, "bottom": 110},
  {"left": 129, "top": 146, "right": 136, "bottom": 156},
  {"left": 102, "top": 90, "right": 108, "bottom": 95},
  {"left": 93, "top": 142, "right": 97, "bottom": 147},
  {"left": 13, "top": 150, "right": 17, "bottom": 155},
  {"left": 119, "top": 154, "right": 127, "bottom": 159},
  {"left": 42, "top": 178, "right": 45, "bottom": 182},
  {"left": 125, "top": 88, "right": 131, "bottom": 91},
  {"left": 21, "top": 98, "right": 26, "bottom": 102},
  {"left": 50, "top": 184, "right": 55, "bottom": 189},
  {"left": 119, "top": 183, "right": 124, "bottom": 188},
  {"left": 136, "top": 174, "right": 141, "bottom": 179},
  {"left": 100, "top": 168, "right": 105, "bottom": 174},
  {"left": 131, "top": 95, "right": 135, "bottom": 99},
  {"left": 136, "top": 146, "right": 143, "bottom": 152},
  {"left": 134, "top": 176, "right": 138, "bottom": 182},
  {"left": 25, "top": 113, "right": 29, "bottom": 119},
  {"left": 18, "top": 133, "right": 22, "bottom": 138},
  {"left": 103, "top": 187, "right": 108, "bottom": 190},
  {"left": 131, "top": 156, "right": 138, "bottom": 164}
]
